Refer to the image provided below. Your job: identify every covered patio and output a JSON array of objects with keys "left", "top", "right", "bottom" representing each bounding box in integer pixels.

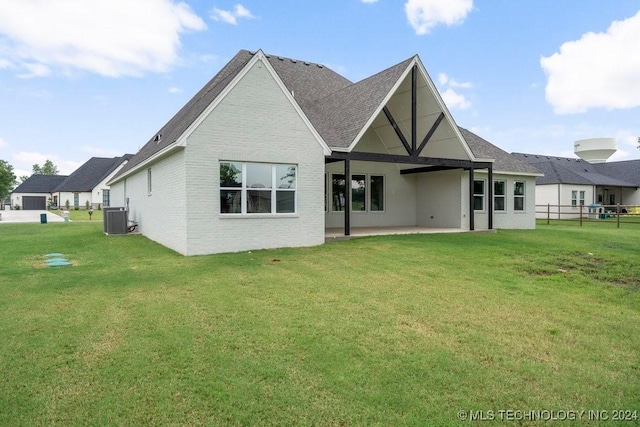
[{"left": 325, "top": 225, "right": 469, "bottom": 242}]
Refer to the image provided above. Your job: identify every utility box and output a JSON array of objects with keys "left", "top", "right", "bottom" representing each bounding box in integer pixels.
[{"left": 105, "top": 208, "right": 127, "bottom": 235}]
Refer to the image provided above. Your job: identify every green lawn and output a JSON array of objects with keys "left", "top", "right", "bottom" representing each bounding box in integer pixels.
[{"left": 1, "top": 222, "right": 639, "bottom": 426}]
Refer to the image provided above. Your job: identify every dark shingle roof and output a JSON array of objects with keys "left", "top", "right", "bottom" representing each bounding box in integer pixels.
[
  {"left": 308, "top": 57, "right": 414, "bottom": 148},
  {"left": 55, "top": 155, "right": 133, "bottom": 192},
  {"left": 115, "top": 49, "right": 542, "bottom": 180},
  {"left": 512, "top": 153, "right": 639, "bottom": 187},
  {"left": 12, "top": 174, "right": 68, "bottom": 193},
  {"left": 459, "top": 129, "right": 541, "bottom": 174}
]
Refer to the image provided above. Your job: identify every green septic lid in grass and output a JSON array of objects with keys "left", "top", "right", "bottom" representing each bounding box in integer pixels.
[
  {"left": 46, "top": 258, "right": 69, "bottom": 264},
  {"left": 47, "top": 260, "right": 72, "bottom": 267},
  {"left": 45, "top": 253, "right": 65, "bottom": 257}
]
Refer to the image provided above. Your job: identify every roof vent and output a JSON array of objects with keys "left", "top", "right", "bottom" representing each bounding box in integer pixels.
[
  {"left": 290, "top": 59, "right": 297, "bottom": 63},
  {"left": 304, "top": 61, "right": 310, "bottom": 66},
  {"left": 153, "top": 134, "right": 162, "bottom": 143},
  {"left": 277, "top": 56, "right": 283, "bottom": 61}
]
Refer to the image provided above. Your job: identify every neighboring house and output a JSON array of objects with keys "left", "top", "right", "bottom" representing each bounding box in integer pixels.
[
  {"left": 52, "top": 155, "right": 133, "bottom": 209},
  {"left": 512, "top": 153, "right": 640, "bottom": 218},
  {"left": 10, "top": 155, "right": 132, "bottom": 210},
  {"left": 11, "top": 175, "right": 68, "bottom": 210},
  {"left": 108, "top": 49, "right": 541, "bottom": 256}
]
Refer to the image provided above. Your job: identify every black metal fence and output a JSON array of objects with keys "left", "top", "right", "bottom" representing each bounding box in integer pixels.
[{"left": 536, "top": 204, "right": 640, "bottom": 227}]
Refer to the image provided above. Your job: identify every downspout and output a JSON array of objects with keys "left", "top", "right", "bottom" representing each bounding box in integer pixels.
[
  {"left": 344, "top": 159, "right": 351, "bottom": 236},
  {"left": 469, "top": 167, "right": 475, "bottom": 231}
]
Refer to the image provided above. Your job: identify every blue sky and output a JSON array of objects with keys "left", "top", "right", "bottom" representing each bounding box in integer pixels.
[{"left": 1, "top": 0, "right": 639, "bottom": 177}]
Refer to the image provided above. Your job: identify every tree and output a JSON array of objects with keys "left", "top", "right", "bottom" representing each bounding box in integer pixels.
[
  {"left": 32, "top": 159, "right": 59, "bottom": 175},
  {"left": 0, "top": 160, "right": 17, "bottom": 201}
]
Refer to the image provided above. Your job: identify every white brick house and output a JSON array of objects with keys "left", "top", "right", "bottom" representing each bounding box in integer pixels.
[{"left": 109, "top": 50, "right": 541, "bottom": 255}]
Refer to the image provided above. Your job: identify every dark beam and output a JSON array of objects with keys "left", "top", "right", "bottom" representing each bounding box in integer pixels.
[
  {"left": 325, "top": 158, "right": 343, "bottom": 164},
  {"left": 469, "top": 167, "right": 475, "bottom": 231},
  {"left": 344, "top": 159, "right": 351, "bottom": 236},
  {"left": 400, "top": 165, "right": 461, "bottom": 175},
  {"left": 415, "top": 112, "right": 445, "bottom": 156},
  {"left": 382, "top": 107, "right": 412, "bottom": 155},
  {"left": 411, "top": 65, "right": 417, "bottom": 153},
  {"left": 328, "top": 150, "right": 492, "bottom": 170}
]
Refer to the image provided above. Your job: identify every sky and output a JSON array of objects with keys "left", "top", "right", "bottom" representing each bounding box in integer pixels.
[{"left": 1, "top": 0, "right": 640, "bottom": 177}]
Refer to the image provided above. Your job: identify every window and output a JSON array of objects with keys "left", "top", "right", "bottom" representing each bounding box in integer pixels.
[
  {"left": 571, "top": 190, "right": 578, "bottom": 206},
  {"left": 73, "top": 193, "right": 79, "bottom": 207},
  {"left": 370, "top": 175, "right": 384, "bottom": 211},
  {"left": 331, "top": 174, "right": 384, "bottom": 212},
  {"left": 219, "top": 162, "right": 296, "bottom": 215},
  {"left": 494, "top": 180, "right": 506, "bottom": 211},
  {"left": 332, "top": 174, "right": 346, "bottom": 211},
  {"left": 147, "top": 168, "right": 152, "bottom": 195},
  {"left": 579, "top": 190, "right": 585, "bottom": 206},
  {"left": 514, "top": 181, "right": 525, "bottom": 211},
  {"left": 473, "top": 180, "right": 485, "bottom": 211},
  {"left": 102, "top": 190, "right": 110, "bottom": 207},
  {"left": 352, "top": 174, "right": 366, "bottom": 211}
]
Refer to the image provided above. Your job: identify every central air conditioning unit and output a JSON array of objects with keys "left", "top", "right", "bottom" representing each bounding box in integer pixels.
[{"left": 103, "top": 207, "right": 128, "bottom": 235}]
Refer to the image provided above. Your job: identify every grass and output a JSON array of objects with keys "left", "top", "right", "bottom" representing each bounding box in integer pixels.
[{"left": 1, "top": 222, "right": 639, "bottom": 425}]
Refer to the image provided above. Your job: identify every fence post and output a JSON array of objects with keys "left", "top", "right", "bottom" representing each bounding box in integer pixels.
[
  {"left": 617, "top": 203, "right": 620, "bottom": 228},
  {"left": 547, "top": 203, "right": 550, "bottom": 225},
  {"left": 580, "top": 203, "right": 583, "bottom": 226}
]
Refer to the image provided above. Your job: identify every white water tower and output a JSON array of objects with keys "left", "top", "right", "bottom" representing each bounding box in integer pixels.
[{"left": 574, "top": 138, "right": 617, "bottom": 163}]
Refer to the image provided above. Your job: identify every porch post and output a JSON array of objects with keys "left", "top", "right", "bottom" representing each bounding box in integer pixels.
[
  {"left": 488, "top": 165, "right": 493, "bottom": 230},
  {"left": 344, "top": 159, "right": 351, "bottom": 236},
  {"left": 469, "top": 167, "right": 475, "bottom": 231}
]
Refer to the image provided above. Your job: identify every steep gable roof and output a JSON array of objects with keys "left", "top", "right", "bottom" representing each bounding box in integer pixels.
[
  {"left": 460, "top": 129, "right": 541, "bottom": 175},
  {"left": 114, "top": 48, "right": 539, "bottom": 181},
  {"left": 55, "top": 155, "right": 133, "bottom": 192},
  {"left": 512, "top": 153, "right": 638, "bottom": 187},
  {"left": 304, "top": 58, "right": 414, "bottom": 149},
  {"left": 12, "top": 174, "right": 67, "bottom": 194}
]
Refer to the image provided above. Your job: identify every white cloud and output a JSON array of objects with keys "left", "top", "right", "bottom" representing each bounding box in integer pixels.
[
  {"left": 361, "top": 0, "right": 379, "bottom": 3},
  {"left": 438, "top": 73, "right": 473, "bottom": 110},
  {"left": 211, "top": 4, "right": 255, "bottom": 25},
  {"left": 405, "top": 0, "right": 473, "bottom": 35},
  {"left": 168, "top": 86, "right": 182, "bottom": 94},
  {"left": 541, "top": 11, "right": 640, "bottom": 114},
  {"left": 80, "top": 146, "right": 124, "bottom": 157},
  {"left": 13, "top": 151, "right": 81, "bottom": 175},
  {"left": 0, "top": 0, "right": 206, "bottom": 78},
  {"left": 441, "top": 88, "right": 471, "bottom": 110}
]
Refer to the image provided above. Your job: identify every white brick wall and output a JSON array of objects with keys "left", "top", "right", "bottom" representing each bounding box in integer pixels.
[{"left": 183, "top": 58, "right": 326, "bottom": 255}]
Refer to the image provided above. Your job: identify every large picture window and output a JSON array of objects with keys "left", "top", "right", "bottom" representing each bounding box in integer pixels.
[
  {"left": 351, "top": 174, "right": 366, "bottom": 211},
  {"left": 514, "top": 181, "right": 525, "bottom": 211},
  {"left": 220, "top": 162, "right": 296, "bottom": 215},
  {"left": 494, "top": 180, "right": 505, "bottom": 211},
  {"left": 473, "top": 180, "right": 485, "bottom": 211}
]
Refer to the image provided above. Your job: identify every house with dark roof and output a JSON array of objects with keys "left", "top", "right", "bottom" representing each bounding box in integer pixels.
[
  {"left": 52, "top": 155, "right": 133, "bottom": 209},
  {"left": 512, "top": 153, "right": 640, "bottom": 218},
  {"left": 11, "top": 174, "right": 68, "bottom": 210},
  {"left": 108, "top": 49, "right": 541, "bottom": 256},
  {"left": 10, "top": 155, "right": 132, "bottom": 210}
]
